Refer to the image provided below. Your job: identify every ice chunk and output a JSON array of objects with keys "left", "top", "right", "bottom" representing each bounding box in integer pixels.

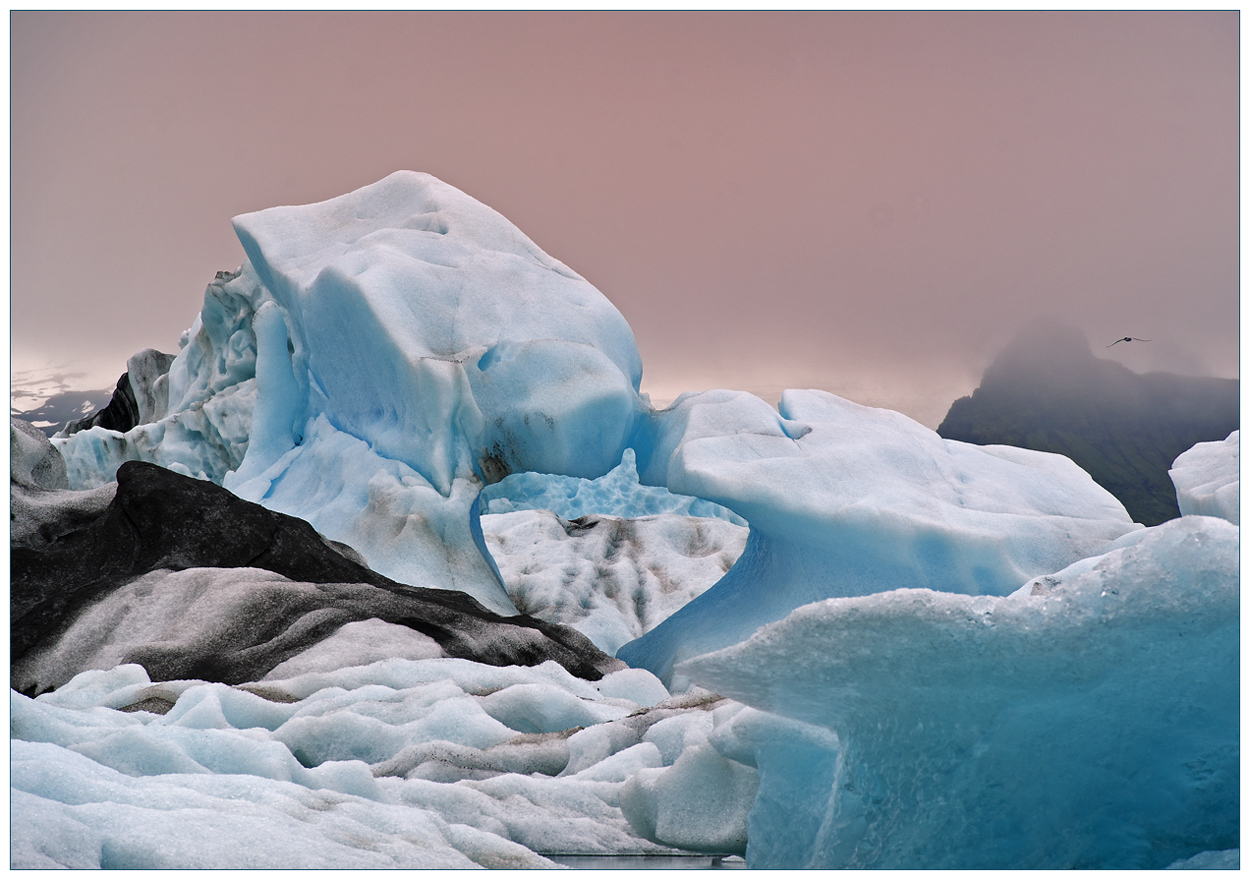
[
  {"left": 231, "top": 169, "right": 643, "bottom": 489},
  {"left": 620, "top": 388, "right": 1141, "bottom": 685},
  {"left": 619, "top": 743, "right": 758, "bottom": 853},
  {"left": 483, "top": 508, "right": 747, "bottom": 653},
  {"left": 572, "top": 741, "right": 664, "bottom": 782},
  {"left": 477, "top": 682, "right": 633, "bottom": 733},
  {"left": 594, "top": 667, "right": 671, "bottom": 708},
  {"left": 679, "top": 515, "right": 1239, "bottom": 869},
  {"left": 705, "top": 707, "right": 842, "bottom": 868},
  {"left": 642, "top": 712, "right": 715, "bottom": 765},
  {"left": 10, "top": 789, "right": 104, "bottom": 868},
  {"left": 11, "top": 740, "right": 539, "bottom": 868},
  {"left": 1170, "top": 430, "right": 1238, "bottom": 525},
  {"left": 55, "top": 269, "right": 267, "bottom": 487}
]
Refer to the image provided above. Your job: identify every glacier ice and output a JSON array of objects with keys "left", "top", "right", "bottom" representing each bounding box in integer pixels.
[
  {"left": 1170, "top": 429, "right": 1239, "bottom": 525},
  {"left": 679, "top": 515, "right": 1240, "bottom": 868},
  {"left": 619, "top": 741, "right": 758, "bottom": 853},
  {"left": 12, "top": 659, "right": 757, "bottom": 868},
  {"left": 52, "top": 171, "right": 649, "bottom": 615},
  {"left": 15, "top": 171, "right": 1238, "bottom": 869},
  {"left": 229, "top": 169, "right": 643, "bottom": 488},
  {"left": 55, "top": 269, "right": 264, "bottom": 489},
  {"left": 619, "top": 387, "right": 1142, "bottom": 685},
  {"left": 483, "top": 508, "right": 747, "bottom": 654}
]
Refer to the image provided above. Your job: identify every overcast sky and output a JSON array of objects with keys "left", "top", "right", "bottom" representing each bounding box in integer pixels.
[{"left": 10, "top": 11, "right": 1239, "bottom": 427}]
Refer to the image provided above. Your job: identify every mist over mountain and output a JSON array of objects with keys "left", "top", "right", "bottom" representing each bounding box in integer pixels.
[{"left": 937, "top": 321, "right": 1239, "bottom": 526}]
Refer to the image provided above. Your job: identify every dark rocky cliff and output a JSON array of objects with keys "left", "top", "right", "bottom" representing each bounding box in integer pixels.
[{"left": 938, "top": 322, "right": 1238, "bottom": 526}]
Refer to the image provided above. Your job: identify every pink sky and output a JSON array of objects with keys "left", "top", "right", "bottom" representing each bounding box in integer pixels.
[{"left": 10, "top": 11, "right": 1239, "bottom": 427}]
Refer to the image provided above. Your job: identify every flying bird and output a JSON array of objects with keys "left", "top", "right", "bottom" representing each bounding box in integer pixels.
[{"left": 1107, "top": 337, "right": 1152, "bottom": 347}]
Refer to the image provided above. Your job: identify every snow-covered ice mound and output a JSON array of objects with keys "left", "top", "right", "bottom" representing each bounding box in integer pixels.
[
  {"left": 680, "top": 515, "right": 1240, "bottom": 869},
  {"left": 619, "top": 388, "right": 1142, "bottom": 684},
  {"left": 1170, "top": 430, "right": 1239, "bottom": 525},
  {"left": 53, "top": 172, "right": 648, "bottom": 615},
  {"left": 12, "top": 659, "right": 760, "bottom": 869},
  {"left": 483, "top": 509, "right": 748, "bottom": 654}
]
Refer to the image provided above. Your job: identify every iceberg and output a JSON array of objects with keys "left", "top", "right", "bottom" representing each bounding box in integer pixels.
[
  {"left": 53, "top": 171, "right": 648, "bottom": 615},
  {"left": 618, "top": 388, "right": 1142, "bottom": 685},
  {"left": 1170, "top": 430, "right": 1239, "bottom": 525},
  {"left": 679, "top": 515, "right": 1240, "bottom": 868},
  {"left": 17, "top": 172, "right": 1237, "bottom": 869}
]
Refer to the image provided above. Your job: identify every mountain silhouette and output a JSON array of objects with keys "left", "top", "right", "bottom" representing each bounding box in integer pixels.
[{"left": 937, "top": 320, "right": 1238, "bottom": 526}]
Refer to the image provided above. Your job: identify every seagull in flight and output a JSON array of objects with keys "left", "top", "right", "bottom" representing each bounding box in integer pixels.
[{"left": 1107, "top": 336, "right": 1152, "bottom": 347}]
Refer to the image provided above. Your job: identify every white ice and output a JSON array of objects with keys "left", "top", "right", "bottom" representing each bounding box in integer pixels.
[
  {"left": 1170, "top": 430, "right": 1238, "bottom": 525},
  {"left": 54, "top": 268, "right": 265, "bottom": 489},
  {"left": 483, "top": 509, "right": 747, "bottom": 654},
  {"left": 11, "top": 659, "right": 760, "bottom": 868}
]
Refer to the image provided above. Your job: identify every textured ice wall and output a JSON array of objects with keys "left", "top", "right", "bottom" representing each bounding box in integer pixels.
[
  {"left": 619, "top": 388, "right": 1141, "bottom": 684},
  {"left": 53, "top": 172, "right": 648, "bottom": 614},
  {"left": 55, "top": 269, "right": 264, "bottom": 488},
  {"left": 1170, "top": 430, "right": 1239, "bottom": 525},
  {"left": 680, "top": 515, "right": 1240, "bottom": 869}
]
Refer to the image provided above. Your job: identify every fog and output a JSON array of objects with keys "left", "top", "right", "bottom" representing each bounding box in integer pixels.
[{"left": 10, "top": 12, "right": 1239, "bottom": 428}]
